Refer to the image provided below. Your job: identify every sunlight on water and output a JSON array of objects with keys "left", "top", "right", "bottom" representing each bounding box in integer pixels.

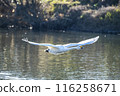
[{"left": 0, "top": 29, "right": 120, "bottom": 80}]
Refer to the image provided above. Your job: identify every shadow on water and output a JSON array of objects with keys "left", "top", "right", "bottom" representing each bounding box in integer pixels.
[{"left": 0, "top": 29, "right": 120, "bottom": 80}]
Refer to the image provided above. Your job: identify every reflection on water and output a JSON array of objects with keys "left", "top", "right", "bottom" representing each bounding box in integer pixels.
[{"left": 0, "top": 29, "right": 120, "bottom": 80}]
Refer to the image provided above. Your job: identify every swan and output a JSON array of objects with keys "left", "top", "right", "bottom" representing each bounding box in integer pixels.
[{"left": 22, "top": 36, "right": 99, "bottom": 55}]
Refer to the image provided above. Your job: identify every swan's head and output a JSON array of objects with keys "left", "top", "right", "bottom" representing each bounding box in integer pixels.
[{"left": 44, "top": 49, "right": 50, "bottom": 53}]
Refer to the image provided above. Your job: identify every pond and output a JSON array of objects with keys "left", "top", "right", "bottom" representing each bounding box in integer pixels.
[{"left": 0, "top": 29, "right": 120, "bottom": 80}]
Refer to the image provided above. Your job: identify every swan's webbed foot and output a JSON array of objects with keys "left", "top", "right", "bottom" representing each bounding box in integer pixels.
[{"left": 80, "top": 46, "right": 84, "bottom": 49}]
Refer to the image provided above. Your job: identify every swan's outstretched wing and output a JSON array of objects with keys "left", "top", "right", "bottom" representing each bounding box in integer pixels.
[
  {"left": 65, "top": 36, "right": 99, "bottom": 48},
  {"left": 22, "top": 38, "right": 58, "bottom": 48}
]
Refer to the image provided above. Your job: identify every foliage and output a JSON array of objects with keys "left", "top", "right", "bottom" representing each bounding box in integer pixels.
[
  {"left": 0, "top": 0, "right": 120, "bottom": 33},
  {"left": 78, "top": 0, "right": 119, "bottom": 6},
  {"left": 104, "top": 8, "right": 120, "bottom": 25},
  {"left": 0, "top": 0, "right": 46, "bottom": 29},
  {"left": 43, "top": 0, "right": 80, "bottom": 14},
  {"left": 105, "top": 12, "right": 112, "bottom": 20}
]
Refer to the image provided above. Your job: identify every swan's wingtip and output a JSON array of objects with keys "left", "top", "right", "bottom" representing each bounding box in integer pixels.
[
  {"left": 96, "top": 36, "right": 99, "bottom": 38},
  {"left": 93, "top": 36, "right": 99, "bottom": 43},
  {"left": 22, "top": 38, "right": 28, "bottom": 42},
  {"left": 95, "top": 36, "right": 99, "bottom": 40}
]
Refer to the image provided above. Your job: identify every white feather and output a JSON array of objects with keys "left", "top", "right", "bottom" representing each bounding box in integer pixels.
[
  {"left": 22, "top": 36, "right": 99, "bottom": 55},
  {"left": 64, "top": 36, "right": 99, "bottom": 47}
]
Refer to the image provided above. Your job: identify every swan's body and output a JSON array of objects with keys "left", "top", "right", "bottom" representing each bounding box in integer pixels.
[{"left": 22, "top": 36, "right": 99, "bottom": 55}]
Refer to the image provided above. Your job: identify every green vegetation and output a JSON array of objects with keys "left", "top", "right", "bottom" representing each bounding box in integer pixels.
[{"left": 0, "top": 0, "right": 120, "bottom": 33}]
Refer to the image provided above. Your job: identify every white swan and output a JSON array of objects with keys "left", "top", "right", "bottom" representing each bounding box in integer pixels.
[{"left": 22, "top": 36, "right": 99, "bottom": 55}]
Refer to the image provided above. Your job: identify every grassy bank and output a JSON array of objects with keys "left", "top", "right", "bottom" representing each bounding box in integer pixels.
[{"left": 0, "top": 0, "right": 120, "bottom": 34}]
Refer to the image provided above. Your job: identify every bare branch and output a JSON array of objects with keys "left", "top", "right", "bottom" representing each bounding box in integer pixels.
[
  {"left": 13, "top": 0, "right": 17, "bottom": 5},
  {"left": 20, "top": 0, "right": 23, "bottom": 5},
  {"left": 26, "top": 0, "right": 29, "bottom": 5}
]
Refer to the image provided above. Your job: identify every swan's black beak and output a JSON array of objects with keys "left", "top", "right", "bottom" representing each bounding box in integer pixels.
[{"left": 44, "top": 49, "right": 49, "bottom": 53}]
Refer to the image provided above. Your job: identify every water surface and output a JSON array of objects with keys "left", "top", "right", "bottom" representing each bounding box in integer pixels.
[{"left": 0, "top": 29, "right": 120, "bottom": 80}]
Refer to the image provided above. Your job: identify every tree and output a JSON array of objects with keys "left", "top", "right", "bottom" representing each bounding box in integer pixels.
[{"left": 0, "top": 0, "right": 46, "bottom": 29}]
